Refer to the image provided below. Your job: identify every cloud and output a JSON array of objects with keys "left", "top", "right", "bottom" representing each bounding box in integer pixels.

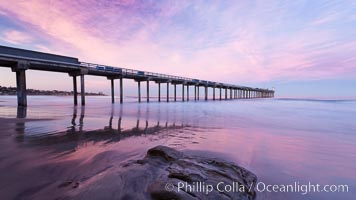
[
  {"left": 1, "top": 30, "right": 34, "bottom": 44},
  {"left": 0, "top": 0, "right": 355, "bottom": 87}
]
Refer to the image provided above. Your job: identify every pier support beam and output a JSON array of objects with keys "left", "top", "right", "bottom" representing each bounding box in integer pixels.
[
  {"left": 119, "top": 78, "right": 123, "bottom": 104},
  {"left": 197, "top": 86, "right": 200, "bottom": 100},
  {"left": 187, "top": 85, "right": 189, "bottom": 101},
  {"left": 213, "top": 87, "right": 215, "bottom": 100},
  {"left": 111, "top": 79, "right": 115, "bottom": 103},
  {"left": 225, "top": 88, "right": 227, "bottom": 100},
  {"left": 194, "top": 86, "right": 196, "bottom": 101},
  {"left": 72, "top": 76, "right": 78, "bottom": 105},
  {"left": 166, "top": 82, "right": 169, "bottom": 102},
  {"left": 205, "top": 86, "right": 208, "bottom": 101},
  {"left": 12, "top": 62, "right": 29, "bottom": 107},
  {"left": 158, "top": 83, "right": 161, "bottom": 102},
  {"left": 174, "top": 84, "right": 177, "bottom": 101},
  {"left": 80, "top": 74, "right": 85, "bottom": 105},
  {"left": 219, "top": 88, "right": 222, "bottom": 100},
  {"left": 138, "top": 81, "right": 141, "bottom": 103},
  {"left": 230, "top": 88, "right": 232, "bottom": 99},
  {"left": 16, "top": 70, "right": 27, "bottom": 107},
  {"left": 182, "top": 84, "right": 185, "bottom": 102},
  {"left": 147, "top": 80, "right": 149, "bottom": 102}
]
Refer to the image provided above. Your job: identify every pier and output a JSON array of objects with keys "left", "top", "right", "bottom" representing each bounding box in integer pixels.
[{"left": 0, "top": 45, "right": 274, "bottom": 107}]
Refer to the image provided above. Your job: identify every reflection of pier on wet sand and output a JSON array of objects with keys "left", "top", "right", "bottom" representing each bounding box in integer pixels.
[{"left": 13, "top": 105, "right": 196, "bottom": 152}]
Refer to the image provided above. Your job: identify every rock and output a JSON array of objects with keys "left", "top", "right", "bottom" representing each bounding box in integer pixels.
[
  {"left": 60, "top": 146, "right": 257, "bottom": 200},
  {"left": 142, "top": 146, "right": 257, "bottom": 200},
  {"left": 146, "top": 145, "right": 184, "bottom": 161}
]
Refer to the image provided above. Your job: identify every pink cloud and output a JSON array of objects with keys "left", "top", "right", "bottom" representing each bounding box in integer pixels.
[
  {"left": 1, "top": 30, "right": 33, "bottom": 44},
  {"left": 0, "top": 0, "right": 355, "bottom": 89}
]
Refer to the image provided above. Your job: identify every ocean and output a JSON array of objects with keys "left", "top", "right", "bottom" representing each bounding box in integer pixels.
[{"left": 0, "top": 96, "right": 355, "bottom": 199}]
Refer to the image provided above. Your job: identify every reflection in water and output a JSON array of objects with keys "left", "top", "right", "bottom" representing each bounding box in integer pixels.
[
  {"left": 17, "top": 106, "right": 27, "bottom": 118},
  {"left": 69, "top": 105, "right": 86, "bottom": 132},
  {"left": 13, "top": 104, "right": 195, "bottom": 155},
  {"left": 15, "top": 106, "right": 27, "bottom": 138}
]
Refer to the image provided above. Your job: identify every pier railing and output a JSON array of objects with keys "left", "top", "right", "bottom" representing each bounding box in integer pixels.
[
  {"left": 79, "top": 62, "right": 250, "bottom": 88},
  {"left": 80, "top": 62, "right": 194, "bottom": 82}
]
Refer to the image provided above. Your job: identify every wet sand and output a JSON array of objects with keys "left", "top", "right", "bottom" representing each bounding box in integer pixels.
[{"left": 0, "top": 117, "right": 257, "bottom": 200}]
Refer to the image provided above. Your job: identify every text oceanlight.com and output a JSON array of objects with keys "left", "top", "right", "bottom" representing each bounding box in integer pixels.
[{"left": 165, "top": 181, "right": 349, "bottom": 195}]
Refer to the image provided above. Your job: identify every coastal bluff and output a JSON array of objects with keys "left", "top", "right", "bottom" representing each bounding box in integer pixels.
[{"left": 0, "top": 86, "right": 105, "bottom": 96}]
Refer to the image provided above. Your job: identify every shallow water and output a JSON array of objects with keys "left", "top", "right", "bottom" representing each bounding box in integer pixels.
[{"left": 0, "top": 96, "right": 355, "bottom": 199}]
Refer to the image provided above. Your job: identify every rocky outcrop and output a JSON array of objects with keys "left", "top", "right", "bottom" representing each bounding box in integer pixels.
[
  {"left": 55, "top": 146, "right": 257, "bottom": 200},
  {"left": 142, "top": 146, "right": 257, "bottom": 200},
  {"left": 9, "top": 146, "right": 257, "bottom": 200}
]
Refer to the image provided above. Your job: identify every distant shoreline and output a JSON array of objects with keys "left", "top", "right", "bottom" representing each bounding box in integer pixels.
[{"left": 0, "top": 86, "right": 106, "bottom": 96}]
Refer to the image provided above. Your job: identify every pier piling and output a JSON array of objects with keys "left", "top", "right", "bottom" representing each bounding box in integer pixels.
[
  {"left": 187, "top": 85, "right": 189, "bottom": 101},
  {"left": 182, "top": 84, "right": 185, "bottom": 102},
  {"left": 73, "top": 76, "right": 78, "bottom": 105},
  {"left": 138, "top": 81, "right": 141, "bottom": 103},
  {"left": 158, "top": 83, "right": 161, "bottom": 102},
  {"left": 197, "top": 86, "right": 200, "bottom": 100},
  {"left": 80, "top": 74, "right": 85, "bottom": 105},
  {"left": 205, "top": 86, "right": 208, "bottom": 101},
  {"left": 16, "top": 70, "right": 27, "bottom": 107},
  {"left": 119, "top": 78, "right": 123, "bottom": 104},
  {"left": 219, "top": 87, "right": 222, "bottom": 100},
  {"left": 166, "top": 82, "right": 169, "bottom": 102},
  {"left": 213, "top": 87, "right": 216, "bottom": 100},
  {"left": 111, "top": 79, "right": 115, "bottom": 103},
  {"left": 147, "top": 80, "right": 149, "bottom": 102}
]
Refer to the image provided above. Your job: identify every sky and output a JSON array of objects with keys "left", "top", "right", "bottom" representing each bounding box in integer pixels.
[{"left": 0, "top": 0, "right": 355, "bottom": 98}]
